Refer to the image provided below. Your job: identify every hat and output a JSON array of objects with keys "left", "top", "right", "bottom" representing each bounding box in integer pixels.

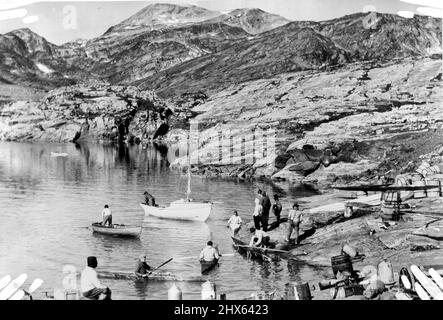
[{"left": 87, "top": 256, "right": 98, "bottom": 268}]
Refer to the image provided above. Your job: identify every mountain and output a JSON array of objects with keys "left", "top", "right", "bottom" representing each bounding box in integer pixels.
[
  {"left": 135, "top": 12, "right": 442, "bottom": 97},
  {"left": 204, "top": 8, "right": 291, "bottom": 34},
  {"left": 84, "top": 22, "right": 250, "bottom": 84},
  {"left": 312, "top": 12, "right": 442, "bottom": 60},
  {"left": 0, "top": 28, "right": 78, "bottom": 89},
  {"left": 107, "top": 3, "right": 221, "bottom": 33}
]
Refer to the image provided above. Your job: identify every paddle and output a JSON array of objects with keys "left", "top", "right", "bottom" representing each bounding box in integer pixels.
[
  {"left": 142, "top": 258, "right": 173, "bottom": 278},
  {"left": 175, "top": 253, "right": 236, "bottom": 260}
]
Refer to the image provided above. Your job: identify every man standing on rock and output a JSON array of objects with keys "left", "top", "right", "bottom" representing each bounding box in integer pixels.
[
  {"left": 287, "top": 203, "right": 303, "bottom": 245},
  {"left": 272, "top": 194, "right": 283, "bottom": 225},
  {"left": 261, "top": 191, "right": 272, "bottom": 232}
]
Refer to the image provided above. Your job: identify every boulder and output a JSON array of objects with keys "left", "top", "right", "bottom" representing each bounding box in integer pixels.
[{"left": 286, "top": 161, "right": 320, "bottom": 176}]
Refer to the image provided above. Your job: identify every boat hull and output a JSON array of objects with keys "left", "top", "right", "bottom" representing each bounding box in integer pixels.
[
  {"left": 231, "top": 237, "right": 279, "bottom": 262},
  {"left": 200, "top": 260, "right": 218, "bottom": 274},
  {"left": 140, "top": 201, "right": 212, "bottom": 222},
  {"left": 91, "top": 223, "right": 141, "bottom": 237}
]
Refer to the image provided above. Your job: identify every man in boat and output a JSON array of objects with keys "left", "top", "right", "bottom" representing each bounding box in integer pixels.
[
  {"left": 143, "top": 191, "right": 156, "bottom": 207},
  {"left": 101, "top": 204, "right": 112, "bottom": 226},
  {"left": 134, "top": 254, "right": 153, "bottom": 277},
  {"left": 272, "top": 194, "right": 283, "bottom": 225},
  {"left": 199, "top": 241, "right": 220, "bottom": 264},
  {"left": 227, "top": 210, "right": 243, "bottom": 236},
  {"left": 80, "top": 256, "right": 111, "bottom": 300},
  {"left": 249, "top": 227, "right": 270, "bottom": 248},
  {"left": 261, "top": 191, "right": 272, "bottom": 231},
  {"left": 286, "top": 202, "right": 303, "bottom": 245}
]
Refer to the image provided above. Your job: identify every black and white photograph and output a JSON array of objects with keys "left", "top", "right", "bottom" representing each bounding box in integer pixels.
[{"left": 0, "top": 0, "right": 442, "bottom": 307}]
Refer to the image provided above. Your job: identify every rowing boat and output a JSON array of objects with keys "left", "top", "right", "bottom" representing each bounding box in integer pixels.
[
  {"left": 413, "top": 227, "right": 443, "bottom": 241},
  {"left": 200, "top": 260, "right": 218, "bottom": 274},
  {"left": 231, "top": 237, "right": 278, "bottom": 262},
  {"left": 96, "top": 271, "right": 204, "bottom": 282},
  {"left": 91, "top": 223, "right": 142, "bottom": 237},
  {"left": 140, "top": 201, "right": 212, "bottom": 222}
]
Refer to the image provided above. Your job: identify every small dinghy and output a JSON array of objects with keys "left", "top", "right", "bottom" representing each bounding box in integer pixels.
[
  {"left": 50, "top": 152, "right": 68, "bottom": 157},
  {"left": 231, "top": 237, "right": 283, "bottom": 262},
  {"left": 91, "top": 223, "right": 142, "bottom": 238}
]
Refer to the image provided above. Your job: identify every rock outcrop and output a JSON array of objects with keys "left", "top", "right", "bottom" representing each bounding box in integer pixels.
[{"left": 0, "top": 83, "right": 171, "bottom": 143}]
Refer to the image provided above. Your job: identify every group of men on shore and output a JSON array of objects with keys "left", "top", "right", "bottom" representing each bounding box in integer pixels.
[{"left": 227, "top": 189, "right": 304, "bottom": 248}]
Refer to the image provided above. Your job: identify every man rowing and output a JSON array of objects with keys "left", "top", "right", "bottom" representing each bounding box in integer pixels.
[
  {"left": 199, "top": 241, "right": 220, "bottom": 274},
  {"left": 135, "top": 254, "right": 153, "bottom": 277},
  {"left": 227, "top": 210, "right": 243, "bottom": 236},
  {"left": 80, "top": 256, "right": 112, "bottom": 300},
  {"left": 199, "top": 241, "right": 220, "bottom": 264}
]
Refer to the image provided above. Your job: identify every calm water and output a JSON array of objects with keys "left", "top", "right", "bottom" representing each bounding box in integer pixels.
[{"left": 0, "top": 142, "right": 328, "bottom": 300}]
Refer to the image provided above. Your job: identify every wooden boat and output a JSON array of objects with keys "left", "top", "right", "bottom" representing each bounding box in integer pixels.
[
  {"left": 91, "top": 223, "right": 142, "bottom": 237},
  {"left": 231, "top": 237, "right": 278, "bottom": 262},
  {"left": 200, "top": 260, "right": 218, "bottom": 274},
  {"left": 140, "top": 201, "right": 213, "bottom": 222},
  {"left": 95, "top": 271, "right": 205, "bottom": 282},
  {"left": 413, "top": 227, "right": 443, "bottom": 241}
]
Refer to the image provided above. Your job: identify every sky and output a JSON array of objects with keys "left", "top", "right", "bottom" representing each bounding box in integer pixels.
[{"left": 0, "top": 0, "right": 441, "bottom": 45}]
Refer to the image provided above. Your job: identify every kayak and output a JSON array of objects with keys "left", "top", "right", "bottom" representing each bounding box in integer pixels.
[
  {"left": 200, "top": 260, "right": 218, "bottom": 274},
  {"left": 96, "top": 271, "right": 205, "bottom": 282},
  {"left": 140, "top": 201, "right": 212, "bottom": 222},
  {"left": 91, "top": 223, "right": 142, "bottom": 237}
]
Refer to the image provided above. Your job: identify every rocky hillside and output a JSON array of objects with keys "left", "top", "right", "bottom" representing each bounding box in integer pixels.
[
  {"left": 136, "top": 13, "right": 442, "bottom": 97},
  {"left": 170, "top": 56, "right": 443, "bottom": 184},
  {"left": 0, "top": 28, "right": 80, "bottom": 90},
  {"left": 84, "top": 22, "right": 250, "bottom": 84},
  {"left": 0, "top": 82, "right": 171, "bottom": 143}
]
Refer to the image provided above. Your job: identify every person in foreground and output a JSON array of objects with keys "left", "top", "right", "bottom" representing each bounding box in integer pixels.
[
  {"left": 101, "top": 204, "right": 112, "bottom": 226},
  {"left": 249, "top": 227, "right": 270, "bottom": 248},
  {"left": 135, "top": 254, "right": 153, "bottom": 277},
  {"left": 81, "top": 256, "right": 112, "bottom": 300},
  {"left": 199, "top": 241, "right": 220, "bottom": 263},
  {"left": 227, "top": 210, "right": 243, "bottom": 236}
]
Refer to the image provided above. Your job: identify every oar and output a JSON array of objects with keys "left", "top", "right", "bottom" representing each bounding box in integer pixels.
[
  {"left": 175, "top": 253, "right": 236, "bottom": 260},
  {"left": 8, "top": 278, "right": 44, "bottom": 301},
  {"left": 143, "top": 258, "right": 173, "bottom": 277},
  {"left": 0, "top": 275, "right": 12, "bottom": 291}
]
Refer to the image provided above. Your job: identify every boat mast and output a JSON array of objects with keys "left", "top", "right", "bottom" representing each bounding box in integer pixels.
[{"left": 186, "top": 133, "right": 191, "bottom": 201}]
